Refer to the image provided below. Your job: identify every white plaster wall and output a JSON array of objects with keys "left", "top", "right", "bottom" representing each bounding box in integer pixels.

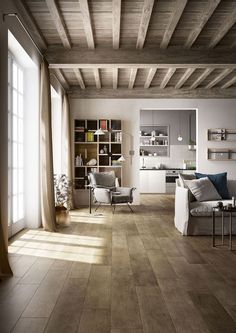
[{"left": 70, "top": 98, "right": 236, "bottom": 204}]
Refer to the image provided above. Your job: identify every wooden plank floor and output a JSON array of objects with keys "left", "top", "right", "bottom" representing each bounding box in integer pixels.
[{"left": 1, "top": 194, "right": 236, "bottom": 333}]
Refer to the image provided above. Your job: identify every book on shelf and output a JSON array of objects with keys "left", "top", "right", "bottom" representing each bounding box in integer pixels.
[
  {"left": 100, "top": 119, "right": 108, "bottom": 130},
  {"left": 86, "top": 132, "right": 94, "bottom": 142}
]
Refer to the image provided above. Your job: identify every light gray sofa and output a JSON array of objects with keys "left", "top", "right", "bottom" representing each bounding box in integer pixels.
[{"left": 174, "top": 179, "right": 236, "bottom": 235}]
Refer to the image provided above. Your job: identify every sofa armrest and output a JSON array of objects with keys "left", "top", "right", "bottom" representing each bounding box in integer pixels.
[{"left": 174, "top": 186, "right": 190, "bottom": 235}]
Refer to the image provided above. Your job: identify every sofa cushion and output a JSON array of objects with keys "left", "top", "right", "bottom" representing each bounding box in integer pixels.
[
  {"left": 190, "top": 200, "right": 233, "bottom": 216},
  {"left": 184, "top": 177, "right": 222, "bottom": 202},
  {"left": 178, "top": 173, "right": 196, "bottom": 202},
  {"left": 195, "top": 172, "right": 230, "bottom": 199}
]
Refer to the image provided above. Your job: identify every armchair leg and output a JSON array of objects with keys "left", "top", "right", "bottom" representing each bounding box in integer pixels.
[
  {"left": 112, "top": 204, "right": 116, "bottom": 214},
  {"left": 127, "top": 203, "right": 134, "bottom": 213},
  {"left": 95, "top": 203, "right": 101, "bottom": 212}
]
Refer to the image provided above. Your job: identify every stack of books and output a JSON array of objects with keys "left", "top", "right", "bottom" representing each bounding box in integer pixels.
[
  {"left": 100, "top": 119, "right": 108, "bottom": 130},
  {"left": 86, "top": 132, "right": 94, "bottom": 142}
]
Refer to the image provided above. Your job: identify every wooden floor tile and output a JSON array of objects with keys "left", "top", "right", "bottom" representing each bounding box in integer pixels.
[
  {"left": 11, "top": 318, "right": 48, "bottom": 333},
  {"left": 78, "top": 309, "right": 110, "bottom": 333}
]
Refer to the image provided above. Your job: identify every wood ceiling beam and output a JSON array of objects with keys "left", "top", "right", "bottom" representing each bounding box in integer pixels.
[
  {"left": 209, "top": 7, "right": 236, "bottom": 48},
  {"left": 205, "top": 68, "right": 234, "bottom": 88},
  {"left": 68, "top": 87, "right": 236, "bottom": 99},
  {"left": 45, "top": 48, "right": 236, "bottom": 68},
  {"left": 73, "top": 69, "right": 85, "bottom": 89},
  {"left": 13, "top": 0, "right": 47, "bottom": 50},
  {"left": 128, "top": 68, "right": 138, "bottom": 89},
  {"left": 136, "top": 0, "right": 155, "bottom": 49},
  {"left": 160, "top": 0, "right": 187, "bottom": 49},
  {"left": 45, "top": 0, "right": 71, "bottom": 49},
  {"left": 144, "top": 68, "right": 157, "bottom": 88},
  {"left": 93, "top": 69, "right": 101, "bottom": 89},
  {"left": 221, "top": 76, "right": 236, "bottom": 89},
  {"left": 113, "top": 68, "right": 118, "bottom": 89},
  {"left": 53, "top": 68, "right": 69, "bottom": 90},
  {"left": 184, "top": 0, "right": 220, "bottom": 49},
  {"left": 79, "top": 0, "right": 95, "bottom": 49},
  {"left": 190, "top": 68, "right": 214, "bottom": 89},
  {"left": 112, "top": 0, "right": 121, "bottom": 49},
  {"left": 160, "top": 68, "right": 176, "bottom": 88},
  {"left": 175, "top": 68, "right": 195, "bottom": 89}
]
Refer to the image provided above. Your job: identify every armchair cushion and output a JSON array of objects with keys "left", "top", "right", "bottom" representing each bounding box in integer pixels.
[{"left": 89, "top": 171, "right": 116, "bottom": 188}]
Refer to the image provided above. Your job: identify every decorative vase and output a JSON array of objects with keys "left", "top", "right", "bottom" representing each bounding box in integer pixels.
[{"left": 55, "top": 206, "right": 70, "bottom": 227}]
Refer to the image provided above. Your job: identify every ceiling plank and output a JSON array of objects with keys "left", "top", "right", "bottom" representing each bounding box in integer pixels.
[
  {"left": 128, "top": 69, "right": 138, "bottom": 89},
  {"left": 68, "top": 87, "right": 236, "bottom": 99},
  {"left": 112, "top": 0, "right": 121, "bottom": 49},
  {"left": 160, "top": 0, "right": 187, "bottom": 49},
  {"left": 93, "top": 69, "right": 101, "bottom": 89},
  {"left": 13, "top": 0, "right": 47, "bottom": 50},
  {"left": 184, "top": 0, "right": 220, "bottom": 49},
  {"left": 160, "top": 68, "right": 176, "bottom": 88},
  {"left": 53, "top": 68, "right": 69, "bottom": 90},
  {"left": 221, "top": 76, "right": 236, "bottom": 89},
  {"left": 144, "top": 68, "right": 157, "bottom": 88},
  {"left": 45, "top": 47, "right": 236, "bottom": 68},
  {"left": 79, "top": 0, "right": 95, "bottom": 49},
  {"left": 45, "top": 0, "right": 71, "bottom": 49},
  {"left": 175, "top": 68, "right": 195, "bottom": 89},
  {"left": 113, "top": 68, "right": 118, "bottom": 89},
  {"left": 73, "top": 68, "right": 85, "bottom": 89},
  {"left": 190, "top": 68, "right": 214, "bottom": 89},
  {"left": 209, "top": 7, "right": 236, "bottom": 48},
  {"left": 205, "top": 68, "right": 234, "bottom": 88},
  {"left": 136, "top": 0, "right": 155, "bottom": 49}
]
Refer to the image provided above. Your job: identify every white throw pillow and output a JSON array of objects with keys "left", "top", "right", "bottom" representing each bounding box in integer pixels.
[{"left": 184, "top": 177, "right": 222, "bottom": 202}]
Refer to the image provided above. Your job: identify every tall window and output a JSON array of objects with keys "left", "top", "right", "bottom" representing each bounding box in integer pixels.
[{"left": 8, "top": 53, "right": 24, "bottom": 232}]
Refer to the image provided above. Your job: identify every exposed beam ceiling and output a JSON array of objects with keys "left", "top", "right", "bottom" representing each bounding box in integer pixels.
[
  {"left": 112, "top": 0, "right": 121, "bottom": 49},
  {"left": 45, "top": 48, "right": 236, "bottom": 69},
  {"left": 175, "top": 68, "right": 195, "bottom": 89},
  {"left": 144, "top": 68, "right": 157, "bottom": 89},
  {"left": 221, "top": 76, "right": 236, "bottom": 89},
  {"left": 68, "top": 87, "right": 236, "bottom": 99},
  {"left": 45, "top": 0, "right": 71, "bottom": 49},
  {"left": 160, "top": 68, "right": 176, "bottom": 89},
  {"left": 184, "top": 0, "right": 220, "bottom": 49},
  {"left": 79, "top": 0, "right": 95, "bottom": 49},
  {"left": 93, "top": 68, "right": 101, "bottom": 89},
  {"left": 209, "top": 6, "right": 236, "bottom": 48},
  {"left": 205, "top": 68, "right": 234, "bottom": 89},
  {"left": 128, "top": 68, "right": 138, "bottom": 89},
  {"left": 190, "top": 68, "right": 214, "bottom": 89},
  {"left": 113, "top": 68, "right": 118, "bottom": 89},
  {"left": 73, "top": 68, "right": 85, "bottom": 89},
  {"left": 53, "top": 68, "right": 69, "bottom": 90},
  {"left": 160, "top": 0, "right": 187, "bottom": 49},
  {"left": 136, "top": 0, "right": 155, "bottom": 49}
]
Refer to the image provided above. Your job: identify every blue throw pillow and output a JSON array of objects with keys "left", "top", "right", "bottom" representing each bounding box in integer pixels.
[{"left": 195, "top": 172, "right": 230, "bottom": 199}]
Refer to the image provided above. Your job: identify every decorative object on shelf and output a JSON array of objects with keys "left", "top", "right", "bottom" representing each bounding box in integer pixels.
[
  {"left": 117, "top": 155, "right": 125, "bottom": 162},
  {"left": 100, "top": 148, "right": 104, "bottom": 154},
  {"left": 86, "top": 158, "right": 97, "bottom": 166},
  {"left": 75, "top": 154, "right": 83, "bottom": 166},
  {"left": 54, "top": 174, "right": 72, "bottom": 227},
  {"left": 188, "top": 139, "right": 196, "bottom": 150},
  {"left": 94, "top": 128, "right": 105, "bottom": 135},
  {"left": 103, "top": 145, "right": 108, "bottom": 154}
]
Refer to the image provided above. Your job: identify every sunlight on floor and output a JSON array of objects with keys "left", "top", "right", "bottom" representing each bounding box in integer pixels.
[{"left": 9, "top": 212, "right": 111, "bottom": 264}]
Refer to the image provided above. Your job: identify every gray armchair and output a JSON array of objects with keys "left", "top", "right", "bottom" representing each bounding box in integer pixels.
[{"left": 88, "top": 171, "right": 135, "bottom": 213}]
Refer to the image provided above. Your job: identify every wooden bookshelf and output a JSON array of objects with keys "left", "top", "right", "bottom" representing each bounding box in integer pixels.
[{"left": 73, "top": 119, "right": 122, "bottom": 190}]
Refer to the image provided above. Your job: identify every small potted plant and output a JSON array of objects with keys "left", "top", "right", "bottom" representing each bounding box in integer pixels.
[
  {"left": 188, "top": 139, "right": 196, "bottom": 150},
  {"left": 54, "top": 174, "right": 72, "bottom": 226}
]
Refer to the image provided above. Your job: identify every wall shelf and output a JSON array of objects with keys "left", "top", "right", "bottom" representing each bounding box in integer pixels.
[
  {"left": 207, "top": 148, "right": 236, "bottom": 161},
  {"left": 140, "top": 124, "right": 169, "bottom": 157},
  {"left": 208, "top": 128, "right": 236, "bottom": 142}
]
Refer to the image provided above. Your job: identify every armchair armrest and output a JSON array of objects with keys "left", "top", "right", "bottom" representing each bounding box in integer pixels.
[
  {"left": 174, "top": 186, "right": 190, "bottom": 235},
  {"left": 116, "top": 187, "right": 136, "bottom": 203}
]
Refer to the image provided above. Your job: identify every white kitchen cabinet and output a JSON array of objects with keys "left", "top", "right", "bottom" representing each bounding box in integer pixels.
[{"left": 140, "top": 170, "right": 166, "bottom": 193}]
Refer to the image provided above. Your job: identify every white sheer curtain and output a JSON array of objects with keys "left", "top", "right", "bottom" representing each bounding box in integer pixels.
[
  {"left": 61, "top": 93, "right": 72, "bottom": 181},
  {"left": 40, "top": 61, "right": 56, "bottom": 231}
]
